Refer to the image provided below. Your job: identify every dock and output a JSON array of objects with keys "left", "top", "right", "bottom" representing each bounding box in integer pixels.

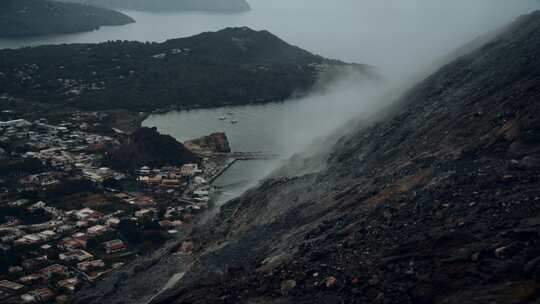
[
  {"left": 207, "top": 158, "right": 238, "bottom": 184},
  {"left": 207, "top": 152, "right": 280, "bottom": 184}
]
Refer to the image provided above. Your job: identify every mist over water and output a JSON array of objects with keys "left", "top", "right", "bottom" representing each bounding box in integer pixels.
[
  {"left": 141, "top": 0, "right": 539, "bottom": 204},
  {"left": 3, "top": 0, "right": 538, "bottom": 203}
]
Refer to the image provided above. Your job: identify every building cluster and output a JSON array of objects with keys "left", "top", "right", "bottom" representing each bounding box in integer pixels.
[
  {"left": 151, "top": 48, "right": 191, "bottom": 60},
  {"left": 5, "top": 62, "right": 105, "bottom": 98},
  {"left": 0, "top": 190, "right": 203, "bottom": 302},
  {"left": 0, "top": 116, "right": 225, "bottom": 303},
  {"left": 136, "top": 163, "right": 206, "bottom": 189},
  {"left": 0, "top": 118, "right": 125, "bottom": 184},
  {"left": 135, "top": 163, "right": 212, "bottom": 233},
  {"left": 0, "top": 200, "right": 129, "bottom": 303}
]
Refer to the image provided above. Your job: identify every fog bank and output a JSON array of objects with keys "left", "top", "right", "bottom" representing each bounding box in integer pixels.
[
  {"left": 141, "top": 1, "right": 540, "bottom": 204},
  {"left": 247, "top": 0, "right": 538, "bottom": 76},
  {"left": 267, "top": 0, "right": 539, "bottom": 150}
]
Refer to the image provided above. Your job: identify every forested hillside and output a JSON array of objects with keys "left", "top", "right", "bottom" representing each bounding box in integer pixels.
[
  {"left": 0, "top": 27, "right": 371, "bottom": 111},
  {"left": 0, "top": 0, "right": 134, "bottom": 37}
]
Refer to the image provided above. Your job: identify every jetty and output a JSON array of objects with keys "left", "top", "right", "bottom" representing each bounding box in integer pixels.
[{"left": 207, "top": 152, "right": 280, "bottom": 183}]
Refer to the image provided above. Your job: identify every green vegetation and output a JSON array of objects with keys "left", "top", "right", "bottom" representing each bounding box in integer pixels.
[
  {"left": 0, "top": 0, "right": 134, "bottom": 37},
  {"left": 0, "top": 27, "right": 365, "bottom": 111}
]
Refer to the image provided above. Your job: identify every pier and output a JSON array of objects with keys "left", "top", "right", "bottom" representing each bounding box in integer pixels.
[
  {"left": 207, "top": 158, "right": 238, "bottom": 184},
  {"left": 228, "top": 152, "right": 280, "bottom": 160},
  {"left": 207, "top": 152, "right": 280, "bottom": 183}
]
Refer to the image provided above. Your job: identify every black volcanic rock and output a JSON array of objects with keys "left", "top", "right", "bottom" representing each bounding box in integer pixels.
[
  {"left": 102, "top": 127, "right": 199, "bottom": 171},
  {"left": 0, "top": 27, "right": 371, "bottom": 112},
  {"left": 0, "top": 0, "right": 134, "bottom": 37},
  {"left": 58, "top": 0, "right": 251, "bottom": 12},
  {"left": 74, "top": 11, "right": 540, "bottom": 304}
]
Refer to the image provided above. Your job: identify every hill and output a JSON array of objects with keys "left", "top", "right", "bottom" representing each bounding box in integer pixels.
[
  {"left": 102, "top": 127, "right": 200, "bottom": 171},
  {"left": 0, "top": 0, "right": 134, "bottom": 37},
  {"left": 0, "top": 27, "right": 371, "bottom": 112},
  {"left": 74, "top": 10, "right": 540, "bottom": 304},
  {"left": 57, "top": 0, "right": 250, "bottom": 12}
]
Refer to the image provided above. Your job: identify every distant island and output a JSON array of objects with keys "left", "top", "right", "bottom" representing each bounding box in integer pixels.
[
  {"left": 0, "top": 27, "right": 373, "bottom": 113},
  {"left": 57, "top": 0, "right": 251, "bottom": 12},
  {"left": 0, "top": 0, "right": 134, "bottom": 38}
]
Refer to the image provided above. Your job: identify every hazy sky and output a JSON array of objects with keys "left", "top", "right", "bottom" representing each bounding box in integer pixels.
[
  {"left": 245, "top": 0, "right": 539, "bottom": 75},
  {"left": 2, "top": 0, "right": 538, "bottom": 77}
]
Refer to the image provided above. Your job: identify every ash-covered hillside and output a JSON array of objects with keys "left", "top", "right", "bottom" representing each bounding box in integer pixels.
[
  {"left": 0, "top": 0, "right": 134, "bottom": 37},
  {"left": 75, "top": 10, "right": 540, "bottom": 304}
]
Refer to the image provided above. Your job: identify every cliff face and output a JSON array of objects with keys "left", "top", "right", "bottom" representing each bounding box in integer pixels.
[
  {"left": 0, "top": 0, "right": 134, "bottom": 37},
  {"left": 146, "top": 11, "right": 540, "bottom": 304},
  {"left": 102, "top": 127, "right": 199, "bottom": 171},
  {"left": 184, "top": 132, "right": 231, "bottom": 154}
]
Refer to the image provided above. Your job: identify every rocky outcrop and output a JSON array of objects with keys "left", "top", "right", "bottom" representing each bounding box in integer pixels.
[
  {"left": 102, "top": 127, "right": 199, "bottom": 171},
  {"left": 184, "top": 132, "right": 231, "bottom": 154}
]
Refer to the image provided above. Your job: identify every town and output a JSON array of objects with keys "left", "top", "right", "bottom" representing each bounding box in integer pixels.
[{"left": 0, "top": 113, "right": 234, "bottom": 303}]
